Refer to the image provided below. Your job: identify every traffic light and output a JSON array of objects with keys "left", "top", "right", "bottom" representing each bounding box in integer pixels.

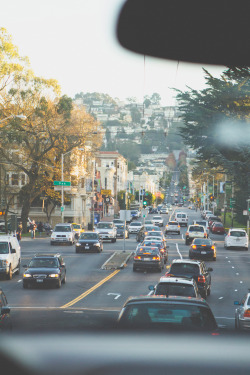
[
  {"left": 209, "top": 194, "right": 214, "bottom": 201},
  {"left": 143, "top": 200, "right": 147, "bottom": 208},
  {"left": 0, "top": 210, "right": 5, "bottom": 216}
]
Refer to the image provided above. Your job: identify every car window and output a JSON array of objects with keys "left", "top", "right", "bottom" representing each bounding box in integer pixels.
[
  {"left": 80, "top": 233, "right": 99, "bottom": 240},
  {"left": 230, "top": 231, "right": 246, "bottom": 237},
  {"left": 29, "top": 259, "right": 58, "bottom": 268},
  {"left": 155, "top": 283, "right": 196, "bottom": 297},
  {"left": 97, "top": 223, "right": 113, "bottom": 229},
  {"left": 0, "top": 242, "right": 9, "bottom": 254},
  {"left": 189, "top": 226, "right": 204, "bottom": 232},
  {"left": 193, "top": 239, "right": 212, "bottom": 246},
  {"left": 170, "top": 263, "right": 200, "bottom": 275},
  {"left": 54, "top": 226, "right": 71, "bottom": 232}
]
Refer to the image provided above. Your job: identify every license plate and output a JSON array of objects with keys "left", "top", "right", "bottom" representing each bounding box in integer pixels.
[
  {"left": 201, "top": 251, "right": 206, "bottom": 254},
  {"left": 36, "top": 279, "right": 43, "bottom": 283},
  {"left": 144, "top": 258, "right": 151, "bottom": 261},
  {"left": 85, "top": 246, "right": 89, "bottom": 249}
]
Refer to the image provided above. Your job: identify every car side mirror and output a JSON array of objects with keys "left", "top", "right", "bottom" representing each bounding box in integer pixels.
[
  {"left": 148, "top": 285, "right": 155, "bottom": 291},
  {"left": 234, "top": 301, "right": 240, "bottom": 305},
  {"left": 11, "top": 248, "right": 16, "bottom": 254}
]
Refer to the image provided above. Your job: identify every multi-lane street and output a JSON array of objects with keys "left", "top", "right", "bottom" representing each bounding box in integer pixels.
[{"left": 2, "top": 207, "right": 250, "bottom": 332}]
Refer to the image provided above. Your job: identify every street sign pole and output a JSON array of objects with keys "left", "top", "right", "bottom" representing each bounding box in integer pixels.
[{"left": 61, "top": 154, "right": 64, "bottom": 223}]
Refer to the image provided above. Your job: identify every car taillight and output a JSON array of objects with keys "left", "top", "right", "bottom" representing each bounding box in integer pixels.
[
  {"left": 160, "top": 249, "right": 165, "bottom": 253},
  {"left": 211, "top": 245, "right": 215, "bottom": 251},
  {"left": 186, "top": 232, "right": 189, "bottom": 236},
  {"left": 192, "top": 245, "right": 197, "bottom": 249},
  {"left": 152, "top": 256, "right": 160, "bottom": 260},
  {"left": 134, "top": 256, "right": 141, "bottom": 260},
  {"left": 178, "top": 225, "right": 180, "bottom": 228},
  {"left": 244, "top": 309, "right": 250, "bottom": 318},
  {"left": 198, "top": 275, "right": 206, "bottom": 283}
]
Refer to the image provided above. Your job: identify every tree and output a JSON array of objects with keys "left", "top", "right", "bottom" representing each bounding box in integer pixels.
[{"left": 151, "top": 93, "right": 161, "bottom": 105}]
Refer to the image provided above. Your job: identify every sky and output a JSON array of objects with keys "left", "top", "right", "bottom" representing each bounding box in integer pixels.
[{"left": 0, "top": 0, "right": 224, "bottom": 106}]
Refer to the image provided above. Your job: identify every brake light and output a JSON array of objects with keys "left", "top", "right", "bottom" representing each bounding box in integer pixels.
[
  {"left": 134, "top": 256, "right": 141, "bottom": 260},
  {"left": 178, "top": 225, "right": 180, "bottom": 228},
  {"left": 186, "top": 232, "right": 189, "bottom": 236},
  {"left": 160, "top": 249, "right": 165, "bottom": 253},
  {"left": 198, "top": 275, "right": 206, "bottom": 283},
  {"left": 244, "top": 309, "right": 250, "bottom": 318},
  {"left": 152, "top": 256, "right": 160, "bottom": 260},
  {"left": 211, "top": 246, "right": 215, "bottom": 250},
  {"left": 192, "top": 245, "right": 197, "bottom": 249}
]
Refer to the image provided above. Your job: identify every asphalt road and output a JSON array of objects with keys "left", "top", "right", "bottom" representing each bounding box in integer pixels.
[{"left": 1, "top": 207, "right": 250, "bottom": 333}]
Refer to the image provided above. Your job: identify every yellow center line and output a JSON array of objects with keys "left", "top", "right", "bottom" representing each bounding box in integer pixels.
[{"left": 60, "top": 269, "right": 120, "bottom": 308}]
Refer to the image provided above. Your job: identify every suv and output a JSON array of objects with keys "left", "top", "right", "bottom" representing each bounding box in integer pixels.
[
  {"left": 22, "top": 253, "right": 66, "bottom": 289},
  {"left": 0, "top": 235, "right": 21, "bottom": 279},
  {"left": 175, "top": 212, "right": 188, "bottom": 227},
  {"left": 185, "top": 224, "right": 207, "bottom": 245},
  {"left": 224, "top": 228, "right": 248, "bottom": 250},
  {"left": 192, "top": 220, "right": 209, "bottom": 235},
  {"left": 0, "top": 288, "right": 12, "bottom": 331},
  {"left": 95, "top": 221, "right": 117, "bottom": 242},
  {"left": 50, "top": 223, "right": 75, "bottom": 245},
  {"left": 165, "top": 221, "right": 180, "bottom": 235},
  {"left": 234, "top": 290, "right": 250, "bottom": 331},
  {"left": 148, "top": 276, "right": 200, "bottom": 298},
  {"left": 166, "top": 259, "right": 213, "bottom": 299}
]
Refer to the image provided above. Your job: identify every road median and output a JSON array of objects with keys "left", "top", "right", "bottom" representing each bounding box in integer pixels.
[{"left": 101, "top": 251, "right": 134, "bottom": 270}]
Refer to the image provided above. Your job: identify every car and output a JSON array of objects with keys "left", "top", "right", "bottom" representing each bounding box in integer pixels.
[
  {"left": 113, "top": 219, "right": 124, "bottom": 225},
  {"left": 224, "top": 228, "right": 248, "bottom": 250},
  {"left": 140, "top": 239, "right": 168, "bottom": 263},
  {"left": 160, "top": 207, "right": 168, "bottom": 214},
  {"left": 210, "top": 222, "right": 225, "bottom": 235},
  {"left": 189, "top": 238, "right": 217, "bottom": 261},
  {"left": 234, "top": 290, "right": 250, "bottom": 331},
  {"left": 208, "top": 216, "right": 222, "bottom": 230},
  {"left": 128, "top": 221, "right": 143, "bottom": 233},
  {"left": 144, "top": 219, "right": 153, "bottom": 225},
  {"left": 115, "top": 223, "right": 129, "bottom": 238},
  {"left": 148, "top": 276, "right": 200, "bottom": 298},
  {"left": 0, "top": 235, "right": 21, "bottom": 279},
  {"left": 50, "top": 223, "right": 75, "bottom": 245},
  {"left": 185, "top": 224, "right": 207, "bottom": 245},
  {"left": 166, "top": 259, "right": 213, "bottom": 299},
  {"left": 201, "top": 210, "right": 213, "bottom": 219},
  {"left": 117, "top": 295, "right": 218, "bottom": 332},
  {"left": 192, "top": 220, "right": 209, "bottom": 235},
  {"left": 133, "top": 246, "right": 164, "bottom": 272},
  {"left": 131, "top": 210, "right": 139, "bottom": 219},
  {"left": 0, "top": 287, "right": 12, "bottom": 331},
  {"left": 165, "top": 221, "right": 180, "bottom": 235},
  {"left": 174, "top": 212, "right": 188, "bottom": 227},
  {"left": 152, "top": 215, "right": 164, "bottom": 227},
  {"left": 22, "top": 253, "right": 66, "bottom": 289},
  {"left": 136, "top": 225, "right": 159, "bottom": 242},
  {"left": 75, "top": 231, "right": 103, "bottom": 252},
  {"left": 95, "top": 221, "right": 117, "bottom": 242}
]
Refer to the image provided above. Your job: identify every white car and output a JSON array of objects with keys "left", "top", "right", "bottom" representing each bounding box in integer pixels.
[
  {"left": 174, "top": 212, "right": 188, "bottom": 227},
  {"left": 95, "top": 222, "right": 117, "bottom": 242},
  {"left": 224, "top": 228, "right": 248, "bottom": 250},
  {"left": 50, "top": 223, "right": 75, "bottom": 245},
  {"left": 128, "top": 221, "right": 143, "bottom": 233},
  {"left": 165, "top": 221, "right": 180, "bottom": 235},
  {"left": 152, "top": 215, "right": 164, "bottom": 227}
]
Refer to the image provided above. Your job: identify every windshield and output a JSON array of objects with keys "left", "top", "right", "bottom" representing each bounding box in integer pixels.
[
  {"left": 230, "top": 231, "right": 246, "bottom": 237},
  {"left": 155, "top": 283, "right": 196, "bottom": 297},
  {"left": 72, "top": 224, "right": 81, "bottom": 230},
  {"left": 54, "top": 226, "right": 71, "bottom": 232},
  {"left": 28, "top": 259, "right": 58, "bottom": 268},
  {"left": 170, "top": 263, "right": 200, "bottom": 276},
  {"left": 0, "top": 242, "right": 9, "bottom": 254},
  {"left": 79, "top": 233, "right": 98, "bottom": 240},
  {"left": 189, "top": 226, "right": 204, "bottom": 232},
  {"left": 97, "top": 223, "right": 112, "bottom": 229}
]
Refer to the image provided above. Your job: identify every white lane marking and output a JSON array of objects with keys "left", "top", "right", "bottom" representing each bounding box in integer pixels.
[
  {"left": 232, "top": 266, "right": 235, "bottom": 269},
  {"left": 176, "top": 243, "right": 182, "bottom": 259},
  {"left": 215, "top": 317, "right": 234, "bottom": 320},
  {"left": 219, "top": 297, "right": 223, "bottom": 300},
  {"left": 235, "top": 289, "right": 238, "bottom": 292},
  {"left": 226, "top": 257, "right": 228, "bottom": 259},
  {"left": 17, "top": 279, "right": 22, "bottom": 283},
  {"left": 182, "top": 234, "right": 184, "bottom": 240},
  {"left": 107, "top": 293, "right": 121, "bottom": 300},
  {"left": 240, "top": 281, "right": 243, "bottom": 284},
  {"left": 228, "top": 261, "right": 231, "bottom": 263},
  {"left": 236, "top": 273, "right": 239, "bottom": 275}
]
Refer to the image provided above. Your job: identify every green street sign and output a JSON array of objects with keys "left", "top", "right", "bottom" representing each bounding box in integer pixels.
[{"left": 54, "top": 181, "right": 71, "bottom": 186}]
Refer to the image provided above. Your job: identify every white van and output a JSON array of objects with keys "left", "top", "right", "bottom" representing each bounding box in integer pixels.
[
  {"left": 175, "top": 212, "right": 188, "bottom": 227},
  {"left": 0, "top": 235, "right": 21, "bottom": 279}
]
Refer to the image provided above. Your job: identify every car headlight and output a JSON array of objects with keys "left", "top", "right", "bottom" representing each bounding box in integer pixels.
[
  {"left": 51, "top": 236, "right": 55, "bottom": 240},
  {"left": 108, "top": 231, "right": 113, "bottom": 234},
  {"left": 49, "top": 274, "right": 59, "bottom": 278},
  {"left": 94, "top": 243, "right": 100, "bottom": 246},
  {"left": 76, "top": 242, "right": 81, "bottom": 246},
  {"left": 23, "top": 273, "right": 32, "bottom": 278}
]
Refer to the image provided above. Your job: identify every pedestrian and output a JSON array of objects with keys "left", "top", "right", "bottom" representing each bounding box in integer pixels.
[
  {"left": 37, "top": 221, "right": 43, "bottom": 237},
  {"left": 30, "top": 220, "right": 37, "bottom": 239}
]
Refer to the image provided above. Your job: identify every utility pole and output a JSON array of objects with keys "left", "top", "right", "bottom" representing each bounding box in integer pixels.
[{"left": 231, "top": 181, "right": 234, "bottom": 227}]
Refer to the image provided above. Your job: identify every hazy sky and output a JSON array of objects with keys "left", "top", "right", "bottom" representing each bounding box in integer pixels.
[{"left": 0, "top": 0, "right": 224, "bottom": 105}]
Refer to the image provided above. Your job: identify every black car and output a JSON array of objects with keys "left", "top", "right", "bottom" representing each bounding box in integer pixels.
[
  {"left": 0, "top": 288, "right": 12, "bottom": 332},
  {"left": 22, "top": 253, "right": 66, "bottom": 289},
  {"left": 133, "top": 246, "right": 164, "bottom": 272},
  {"left": 75, "top": 232, "right": 103, "bottom": 252},
  {"left": 166, "top": 259, "right": 213, "bottom": 299},
  {"left": 117, "top": 295, "right": 218, "bottom": 332},
  {"left": 115, "top": 223, "right": 129, "bottom": 239},
  {"left": 189, "top": 238, "right": 217, "bottom": 261},
  {"left": 136, "top": 225, "right": 163, "bottom": 242},
  {"left": 141, "top": 240, "right": 168, "bottom": 264}
]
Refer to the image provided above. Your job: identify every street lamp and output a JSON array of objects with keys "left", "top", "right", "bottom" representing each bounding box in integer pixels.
[
  {"left": 61, "top": 147, "right": 84, "bottom": 223},
  {"left": 0, "top": 114, "right": 27, "bottom": 124}
]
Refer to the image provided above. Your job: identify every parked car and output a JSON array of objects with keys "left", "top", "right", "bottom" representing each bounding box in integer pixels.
[
  {"left": 22, "top": 253, "right": 66, "bottom": 289},
  {"left": 0, "top": 235, "right": 21, "bottom": 279},
  {"left": 189, "top": 238, "right": 217, "bottom": 261},
  {"left": 224, "top": 228, "right": 248, "bottom": 250},
  {"left": 75, "top": 232, "right": 103, "bottom": 253},
  {"left": 117, "top": 295, "right": 218, "bottom": 332},
  {"left": 148, "top": 276, "right": 200, "bottom": 298},
  {"left": 165, "top": 221, "right": 180, "bottom": 235},
  {"left": 133, "top": 246, "right": 164, "bottom": 272},
  {"left": 201, "top": 210, "right": 213, "bottom": 219},
  {"left": 210, "top": 221, "right": 225, "bottom": 235},
  {"left": 166, "top": 259, "right": 213, "bottom": 299},
  {"left": 152, "top": 215, "right": 164, "bottom": 227},
  {"left": 208, "top": 216, "right": 222, "bottom": 229},
  {"left": 95, "top": 221, "right": 117, "bottom": 242},
  {"left": 185, "top": 224, "right": 207, "bottom": 245},
  {"left": 50, "top": 223, "right": 75, "bottom": 245},
  {"left": 234, "top": 290, "right": 250, "bottom": 331}
]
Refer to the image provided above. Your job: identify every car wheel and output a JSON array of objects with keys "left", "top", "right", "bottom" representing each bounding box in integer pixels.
[
  {"left": 201, "top": 290, "right": 207, "bottom": 299},
  {"left": 7, "top": 265, "right": 13, "bottom": 280},
  {"left": 16, "top": 259, "right": 21, "bottom": 275},
  {"left": 133, "top": 265, "right": 137, "bottom": 272},
  {"left": 178, "top": 232, "right": 180, "bottom": 235},
  {"left": 213, "top": 256, "right": 216, "bottom": 261},
  {"left": 245, "top": 247, "right": 248, "bottom": 251},
  {"left": 62, "top": 274, "right": 66, "bottom": 284},
  {"left": 207, "top": 286, "right": 211, "bottom": 296},
  {"left": 23, "top": 282, "right": 28, "bottom": 289},
  {"left": 235, "top": 317, "right": 240, "bottom": 330},
  {"left": 185, "top": 239, "right": 189, "bottom": 245},
  {"left": 50, "top": 241, "right": 54, "bottom": 246},
  {"left": 57, "top": 278, "right": 62, "bottom": 288},
  {"left": 76, "top": 247, "right": 79, "bottom": 253}
]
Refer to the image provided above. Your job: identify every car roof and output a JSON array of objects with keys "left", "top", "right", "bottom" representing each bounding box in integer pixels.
[
  {"left": 171, "top": 259, "right": 202, "bottom": 265},
  {"left": 34, "top": 253, "right": 61, "bottom": 258},
  {"left": 124, "top": 295, "right": 208, "bottom": 306},
  {"left": 158, "top": 277, "right": 195, "bottom": 285},
  {"left": 229, "top": 228, "right": 246, "bottom": 232}
]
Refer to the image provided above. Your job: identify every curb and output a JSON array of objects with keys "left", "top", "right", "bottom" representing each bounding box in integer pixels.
[
  {"left": 101, "top": 252, "right": 117, "bottom": 270},
  {"left": 119, "top": 251, "right": 134, "bottom": 269},
  {"left": 101, "top": 251, "right": 133, "bottom": 270}
]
